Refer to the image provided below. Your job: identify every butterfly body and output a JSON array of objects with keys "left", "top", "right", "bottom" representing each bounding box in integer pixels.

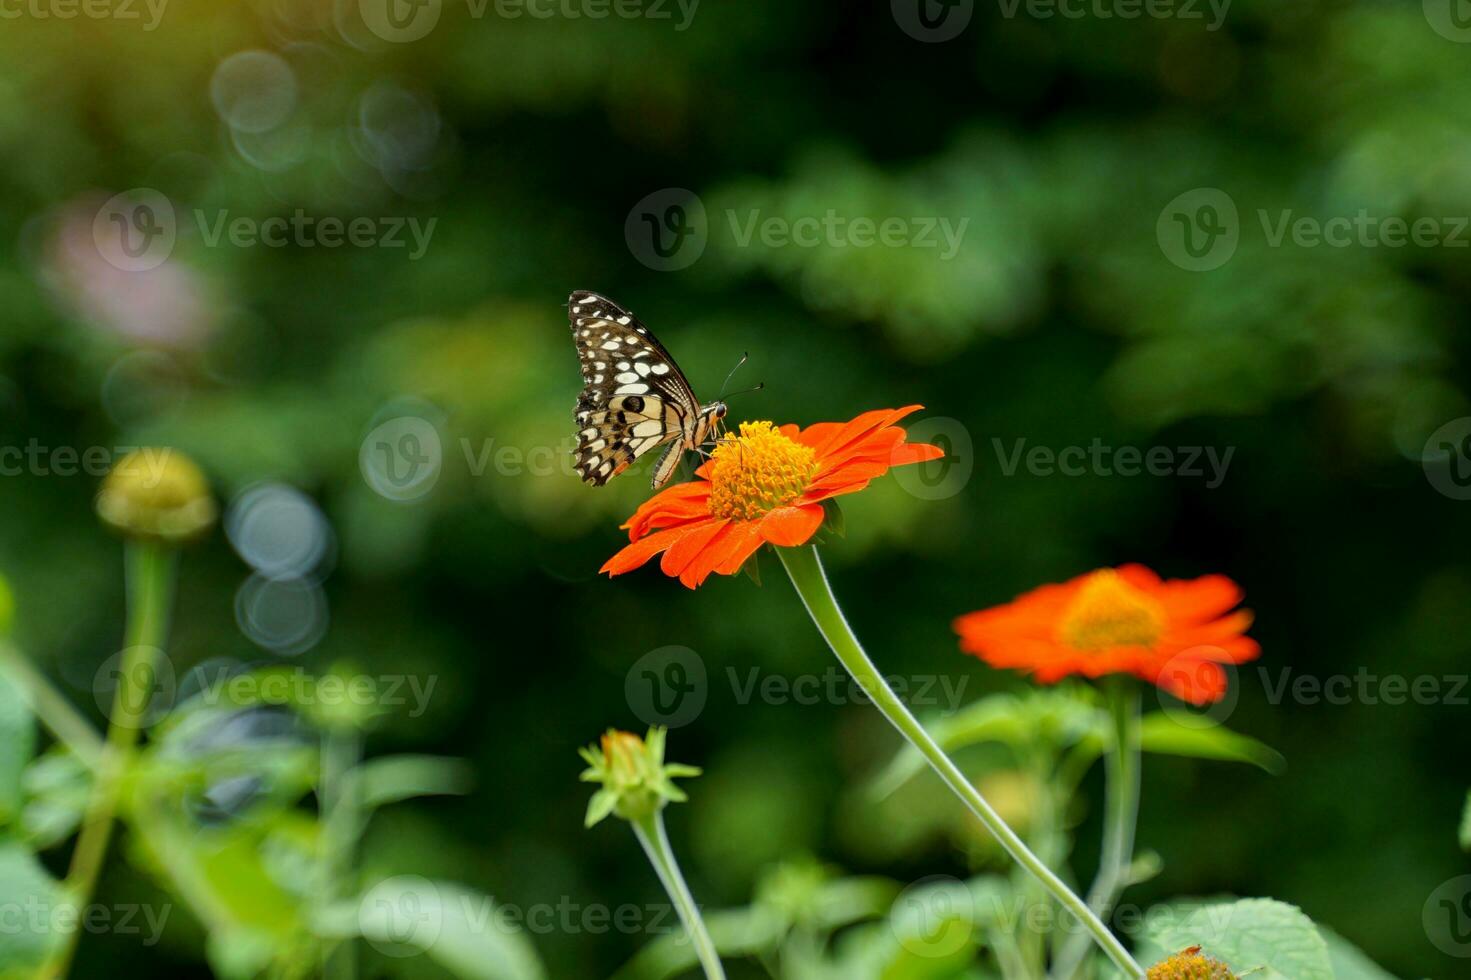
[{"left": 568, "top": 290, "right": 726, "bottom": 488}]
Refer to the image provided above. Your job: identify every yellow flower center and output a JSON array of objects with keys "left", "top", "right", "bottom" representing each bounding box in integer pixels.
[
  {"left": 707, "top": 421, "right": 818, "bottom": 522},
  {"left": 1059, "top": 569, "right": 1165, "bottom": 651}
]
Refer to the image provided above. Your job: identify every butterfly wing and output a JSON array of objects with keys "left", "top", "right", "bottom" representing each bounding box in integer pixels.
[{"left": 568, "top": 290, "right": 702, "bottom": 487}]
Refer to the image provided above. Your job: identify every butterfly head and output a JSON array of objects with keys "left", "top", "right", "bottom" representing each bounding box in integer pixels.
[{"left": 694, "top": 401, "right": 727, "bottom": 446}]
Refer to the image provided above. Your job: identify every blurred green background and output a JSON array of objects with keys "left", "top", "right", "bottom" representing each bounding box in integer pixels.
[{"left": 1, "top": 0, "right": 1469, "bottom": 976}]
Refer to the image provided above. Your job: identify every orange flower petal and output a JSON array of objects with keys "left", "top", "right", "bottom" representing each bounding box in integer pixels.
[
  {"left": 711, "top": 522, "right": 765, "bottom": 575},
  {"left": 601, "top": 523, "right": 710, "bottom": 576},
  {"left": 889, "top": 441, "right": 945, "bottom": 465},
  {"left": 660, "top": 519, "right": 730, "bottom": 581},
  {"left": 757, "top": 503, "right": 826, "bottom": 547},
  {"left": 809, "top": 405, "right": 925, "bottom": 461}
]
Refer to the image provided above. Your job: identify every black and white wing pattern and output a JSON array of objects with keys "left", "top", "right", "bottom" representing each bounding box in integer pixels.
[{"left": 568, "top": 290, "right": 701, "bottom": 487}]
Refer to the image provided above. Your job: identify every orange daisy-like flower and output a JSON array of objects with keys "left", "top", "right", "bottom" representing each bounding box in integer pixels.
[
  {"left": 601, "top": 406, "right": 944, "bottom": 589},
  {"left": 953, "top": 565, "right": 1258, "bottom": 704}
]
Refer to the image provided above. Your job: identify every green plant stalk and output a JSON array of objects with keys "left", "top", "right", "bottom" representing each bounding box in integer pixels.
[
  {"left": 777, "top": 545, "right": 1143, "bottom": 979},
  {"left": 631, "top": 810, "right": 725, "bottom": 980},
  {"left": 0, "top": 641, "right": 103, "bottom": 770},
  {"left": 1017, "top": 744, "right": 1064, "bottom": 975},
  {"left": 49, "top": 541, "right": 176, "bottom": 980},
  {"left": 1051, "top": 680, "right": 1140, "bottom": 980},
  {"left": 319, "top": 723, "right": 363, "bottom": 980}
]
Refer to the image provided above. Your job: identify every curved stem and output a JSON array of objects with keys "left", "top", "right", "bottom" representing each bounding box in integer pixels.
[
  {"left": 49, "top": 541, "right": 175, "bottom": 980},
  {"left": 632, "top": 810, "right": 725, "bottom": 980},
  {"left": 777, "top": 545, "right": 1143, "bottom": 979},
  {"left": 1051, "top": 680, "right": 1141, "bottom": 980}
]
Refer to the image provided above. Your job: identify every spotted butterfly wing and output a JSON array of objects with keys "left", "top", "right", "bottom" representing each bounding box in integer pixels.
[{"left": 568, "top": 290, "right": 703, "bottom": 487}]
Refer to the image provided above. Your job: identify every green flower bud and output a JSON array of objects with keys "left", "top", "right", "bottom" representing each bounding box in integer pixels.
[
  {"left": 96, "top": 449, "right": 216, "bottom": 544},
  {"left": 578, "top": 726, "right": 700, "bottom": 827}
]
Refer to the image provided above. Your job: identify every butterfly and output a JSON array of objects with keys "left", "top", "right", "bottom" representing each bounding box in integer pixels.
[{"left": 568, "top": 290, "right": 727, "bottom": 488}]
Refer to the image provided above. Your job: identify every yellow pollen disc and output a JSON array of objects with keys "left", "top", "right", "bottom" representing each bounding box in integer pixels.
[
  {"left": 1059, "top": 569, "right": 1165, "bottom": 651},
  {"left": 707, "top": 421, "right": 818, "bottom": 522}
]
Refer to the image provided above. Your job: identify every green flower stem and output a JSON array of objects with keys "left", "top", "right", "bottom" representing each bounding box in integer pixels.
[
  {"left": 0, "top": 642, "right": 103, "bottom": 770},
  {"left": 776, "top": 545, "right": 1143, "bottom": 979},
  {"left": 631, "top": 811, "right": 725, "bottom": 980},
  {"left": 50, "top": 541, "right": 176, "bottom": 980},
  {"left": 319, "top": 723, "right": 363, "bottom": 980},
  {"left": 1052, "top": 679, "right": 1141, "bottom": 980}
]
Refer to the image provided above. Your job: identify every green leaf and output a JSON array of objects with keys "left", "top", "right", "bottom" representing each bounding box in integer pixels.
[
  {"left": 349, "top": 754, "right": 472, "bottom": 810},
  {"left": 1137, "top": 713, "right": 1285, "bottom": 774},
  {"left": 355, "top": 878, "right": 545, "bottom": 980},
  {"left": 1143, "top": 898, "right": 1333, "bottom": 980},
  {"left": 0, "top": 670, "right": 35, "bottom": 828},
  {"left": 20, "top": 749, "right": 90, "bottom": 850},
  {"left": 1318, "top": 926, "right": 1400, "bottom": 980},
  {"left": 0, "top": 841, "right": 63, "bottom": 972},
  {"left": 584, "top": 789, "right": 617, "bottom": 827}
]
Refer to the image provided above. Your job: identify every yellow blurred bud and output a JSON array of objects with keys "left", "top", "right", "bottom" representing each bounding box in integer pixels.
[{"left": 96, "top": 448, "right": 216, "bottom": 544}]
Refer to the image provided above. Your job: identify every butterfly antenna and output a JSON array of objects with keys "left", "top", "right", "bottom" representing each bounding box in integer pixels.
[
  {"left": 717, "top": 352, "right": 749, "bottom": 399},
  {"left": 724, "top": 382, "right": 765, "bottom": 399}
]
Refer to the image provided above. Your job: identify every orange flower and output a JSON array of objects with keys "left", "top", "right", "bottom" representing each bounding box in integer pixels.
[
  {"left": 601, "top": 406, "right": 943, "bottom": 588},
  {"left": 953, "top": 565, "right": 1258, "bottom": 704}
]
